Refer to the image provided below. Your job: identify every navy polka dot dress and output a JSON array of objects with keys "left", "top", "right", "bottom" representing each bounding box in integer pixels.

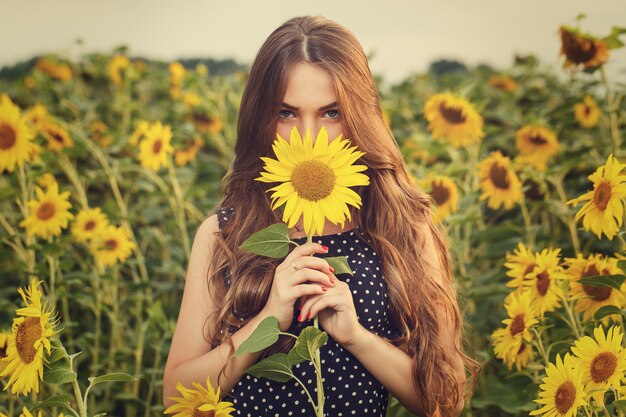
[{"left": 216, "top": 207, "right": 404, "bottom": 417}]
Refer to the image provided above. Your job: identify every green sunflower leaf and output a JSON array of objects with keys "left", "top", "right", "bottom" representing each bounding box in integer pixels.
[
  {"left": 87, "top": 372, "right": 137, "bottom": 386},
  {"left": 239, "top": 223, "right": 291, "bottom": 258},
  {"left": 234, "top": 315, "right": 281, "bottom": 357},
  {"left": 287, "top": 326, "right": 328, "bottom": 365},
  {"left": 29, "top": 394, "right": 73, "bottom": 412},
  {"left": 325, "top": 255, "right": 353, "bottom": 276},
  {"left": 594, "top": 305, "right": 623, "bottom": 321},
  {"left": 244, "top": 352, "right": 294, "bottom": 383},
  {"left": 578, "top": 274, "right": 626, "bottom": 290}
]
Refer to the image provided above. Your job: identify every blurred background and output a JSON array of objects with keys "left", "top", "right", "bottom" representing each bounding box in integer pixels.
[{"left": 1, "top": 2, "right": 626, "bottom": 417}]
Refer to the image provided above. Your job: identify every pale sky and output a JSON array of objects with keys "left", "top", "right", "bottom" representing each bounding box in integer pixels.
[{"left": 2, "top": 0, "right": 625, "bottom": 87}]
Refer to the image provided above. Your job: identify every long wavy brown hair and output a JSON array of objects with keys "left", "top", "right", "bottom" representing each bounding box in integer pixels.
[{"left": 203, "top": 15, "right": 481, "bottom": 417}]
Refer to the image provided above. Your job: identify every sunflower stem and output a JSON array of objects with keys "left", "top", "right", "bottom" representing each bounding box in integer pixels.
[
  {"left": 561, "top": 285, "right": 583, "bottom": 339},
  {"left": 166, "top": 155, "right": 191, "bottom": 262},
  {"left": 599, "top": 66, "right": 623, "bottom": 157},
  {"left": 530, "top": 327, "right": 550, "bottom": 368},
  {"left": 549, "top": 175, "right": 581, "bottom": 255},
  {"left": 518, "top": 197, "right": 535, "bottom": 248},
  {"left": 308, "top": 234, "right": 326, "bottom": 417},
  {"left": 17, "top": 160, "right": 36, "bottom": 273}
]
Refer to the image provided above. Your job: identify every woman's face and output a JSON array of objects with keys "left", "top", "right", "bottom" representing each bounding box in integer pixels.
[{"left": 276, "top": 62, "right": 344, "bottom": 144}]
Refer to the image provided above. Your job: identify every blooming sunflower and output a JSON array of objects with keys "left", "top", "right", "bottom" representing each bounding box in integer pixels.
[
  {"left": 504, "top": 242, "right": 537, "bottom": 290},
  {"left": 566, "top": 153, "right": 626, "bottom": 241},
  {"left": 560, "top": 25, "right": 610, "bottom": 71},
  {"left": 0, "top": 93, "right": 37, "bottom": 173},
  {"left": 174, "top": 137, "right": 204, "bottom": 166},
  {"left": 137, "top": 121, "right": 174, "bottom": 171},
  {"left": 71, "top": 207, "right": 110, "bottom": 244},
  {"left": 489, "top": 75, "right": 517, "bottom": 92},
  {"left": 571, "top": 325, "right": 626, "bottom": 406},
  {"left": 514, "top": 124, "right": 560, "bottom": 172},
  {"left": 0, "top": 279, "right": 59, "bottom": 396},
  {"left": 255, "top": 126, "right": 369, "bottom": 237},
  {"left": 19, "top": 182, "right": 74, "bottom": 241},
  {"left": 476, "top": 150, "right": 524, "bottom": 210},
  {"left": 423, "top": 93, "right": 484, "bottom": 148},
  {"left": 164, "top": 375, "right": 235, "bottom": 417},
  {"left": 574, "top": 95, "right": 601, "bottom": 129},
  {"left": 529, "top": 352, "right": 587, "bottom": 417},
  {"left": 89, "top": 224, "right": 137, "bottom": 270},
  {"left": 492, "top": 290, "right": 539, "bottom": 371},
  {"left": 519, "top": 247, "right": 567, "bottom": 316},
  {"left": 417, "top": 174, "right": 459, "bottom": 224},
  {"left": 24, "top": 103, "right": 51, "bottom": 130},
  {"left": 129, "top": 120, "right": 150, "bottom": 147},
  {"left": 564, "top": 253, "right": 626, "bottom": 325},
  {"left": 40, "top": 122, "right": 74, "bottom": 153},
  {"left": 108, "top": 54, "right": 130, "bottom": 87},
  {"left": 36, "top": 173, "right": 58, "bottom": 189},
  {"left": 0, "top": 329, "right": 11, "bottom": 374}
]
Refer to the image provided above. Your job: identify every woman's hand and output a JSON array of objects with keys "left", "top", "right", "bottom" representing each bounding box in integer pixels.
[{"left": 297, "top": 278, "right": 365, "bottom": 346}]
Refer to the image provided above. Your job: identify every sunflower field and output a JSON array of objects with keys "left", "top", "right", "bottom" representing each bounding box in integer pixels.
[{"left": 1, "top": 19, "right": 626, "bottom": 417}]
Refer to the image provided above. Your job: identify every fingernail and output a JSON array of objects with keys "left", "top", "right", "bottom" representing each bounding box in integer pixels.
[
  {"left": 330, "top": 277, "right": 335, "bottom": 284},
  {"left": 329, "top": 266, "right": 335, "bottom": 272},
  {"left": 298, "top": 314, "right": 302, "bottom": 321},
  {"left": 321, "top": 245, "right": 329, "bottom": 251},
  {"left": 307, "top": 313, "right": 311, "bottom": 319},
  {"left": 322, "top": 287, "right": 327, "bottom": 292}
]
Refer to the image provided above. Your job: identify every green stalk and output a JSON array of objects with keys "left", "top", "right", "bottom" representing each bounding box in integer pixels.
[{"left": 307, "top": 234, "right": 326, "bottom": 417}]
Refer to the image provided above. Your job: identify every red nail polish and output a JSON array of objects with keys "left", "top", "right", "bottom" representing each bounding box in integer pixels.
[
  {"left": 307, "top": 313, "right": 311, "bottom": 319},
  {"left": 329, "top": 266, "right": 335, "bottom": 272},
  {"left": 298, "top": 314, "right": 302, "bottom": 321},
  {"left": 321, "top": 245, "right": 328, "bottom": 251},
  {"left": 322, "top": 287, "right": 327, "bottom": 292}
]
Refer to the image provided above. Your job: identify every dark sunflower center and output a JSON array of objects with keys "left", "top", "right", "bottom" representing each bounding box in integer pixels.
[
  {"left": 509, "top": 313, "right": 525, "bottom": 337},
  {"left": 16, "top": 316, "right": 42, "bottom": 364},
  {"left": 192, "top": 408, "right": 215, "bottom": 417},
  {"left": 193, "top": 113, "right": 212, "bottom": 125},
  {"left": 584, "top": 106, "right": 591, "bottom": 116},
  {"left": 523, "top": 263, "right": 537, "bottom": 277},
  {"left": 84, "top": 220, "right": 96, "bottom": 231},
  {"left": 581, "top": 264, "right": 612, "bottom": 302},
  {"left": 0, "top": 343, "right": 7, "bottom": 358},
  {"left": 593, "top": 181, "right": 611, "bottom": 211},
  {"left": 554, "top": 380, "right": 576, "bottom": 414},
  {"left": 430, "top": 182, "right": 450, "bottom": 206},
  {"left": 0, "top": 123, "right": 17, "bottom": 150},
  {"left": 37, "top": 201, "right": 56, "bottom": 221},
  {"left": 561, "top": 29, "right": 598, "bottom": 64},
  {"left": 153, "top": 139, "right": 162, "bottom": 154},
  {"left": 489, "top": 164, "right": 510, "bottom": 189},
  {"left": 105, "top": 239, "right": 118, "bottom": 251},
  {"left": 517, "top": 343, "right": 526, "bottom": 354},
  {"left": 51, "top": 131, "right": 64, "bottom": 143},
  {"left": 291, "top": 160, "right": 335, "bottom": 202},
  {"left": 590, "top": 351, "right": 618, "bottom": 383},
  {"left": 438, "top": 102, "right": 466, "bottom": 124},
  {"left": 536, "top": 269, "right": 550, "bottom": 296},
  {"left": 528, "top": 134, "right": 547, "bottom": 146}
]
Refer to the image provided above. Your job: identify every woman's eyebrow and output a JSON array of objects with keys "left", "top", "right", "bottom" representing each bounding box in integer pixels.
[{"left": 281, "top": 102, "right": 337, "bottom": 111}]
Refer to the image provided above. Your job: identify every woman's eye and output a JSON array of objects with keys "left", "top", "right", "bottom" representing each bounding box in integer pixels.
[
  {"left": 279, "top": 110, "right": 293, "bottom": 119},
  {"left": 325, "top": 110, "right": 340, "bottom": 119}
]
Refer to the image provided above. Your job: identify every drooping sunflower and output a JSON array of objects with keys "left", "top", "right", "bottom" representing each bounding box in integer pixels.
[
  {"left": 574, "top": 95, "right": 601, "bottom": 129},
  {"left": 567, "top": 153, "right": 626, "bottom": 241},
  {"left": 476, "top": 150, "right": 524, "bottom": 210},
  {"left": 417, "top": 174, "right": 459, "bottom": 224},
  {"left": 164, "top": 375, "right": 235, "bottom": 417},
  {"left": 564, "top": 253, "right": 626, "bottom": 325},
  {"left": 504, "top": 242, "right": 537, "bottom": 290},
  {"left": 492, "top": 290, "right": 539, "bottom": 371},
  {"left": 89, "top": 224, "right": 137, "bottom": 270},
  {"left": 0, "top": 279, "right": 59, "bottom": 396},
  {"left": 423, "top": 93, "right": 484, "bottom": 148},
  {"left": 188, "top": 111, "right": 224, "bottom": 135},
  {"left": 0, "top": 93, "right": 37, "bottom": 173},
  {"left": 107, "top": 54, "right": 130, "bottom": 87},
  {"left": 489, "top": 75, "right": 517, "bottom": 92},
  {"left": 40, "top": 122, "right": 74, "bottom": 153},
  {"left": 560, "top": 25, "right": 610, "bottom": 71},
  {"left": 174, "top": 137, "right": 204, "bottom": 167},
  {"left": 137, "top": 121, "right": 174, "bottom": 171},
  {"left": 19, "top": 182, "right": 74, "bottom": 241},
  {"left": 71, "top": 207, "right": 110, "bottom": 244},
  {"left": 529, "top": 352, "right": 587, "bottom": 417},
  {"left": 255, "top": 125, "right": 369, "bottom": 237},
  {"left": 519, "top": 247, "right": 567, "bottom": 316},
  {"left": 0, "top": 329, "right": 11, "bottom": 374},
  {"left": 571, "top": 325, "right": 626, "bottom": 406},
  {"left": 514, "top": 124, "right": 560, "bottom": 172}
]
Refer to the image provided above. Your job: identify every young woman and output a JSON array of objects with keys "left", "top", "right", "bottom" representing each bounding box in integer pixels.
[{"left": 163, "top": 15, "right": 480, "bottom": 417}]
